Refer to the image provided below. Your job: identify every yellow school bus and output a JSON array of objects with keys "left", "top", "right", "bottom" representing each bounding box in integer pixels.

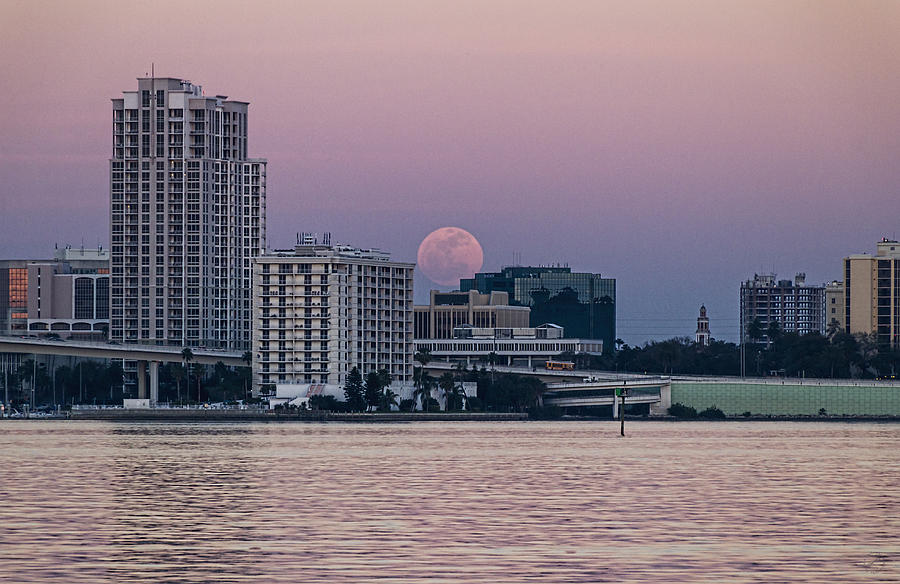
[{"left": 545, "top": 360, "right": 575, "bottom": 371}]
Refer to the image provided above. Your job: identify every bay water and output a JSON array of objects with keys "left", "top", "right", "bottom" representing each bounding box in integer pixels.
[{"left": 1, "top": 420, "right": 898, "bottom": 583}]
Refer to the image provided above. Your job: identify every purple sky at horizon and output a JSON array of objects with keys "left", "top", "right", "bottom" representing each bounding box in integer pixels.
[{"left": 2, "top": 0, "right": 899, "bottom": 344}]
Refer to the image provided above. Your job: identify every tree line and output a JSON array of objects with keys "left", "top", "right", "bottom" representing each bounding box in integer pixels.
[
  {"left": 289, "top": 350, "right": 547, "bottom": 413},
  {"left": 566, "top": 324, "right": 900, "bottom": 379},
  {"left": 1, "top": 348, "right": 254, "bottom": 408}
]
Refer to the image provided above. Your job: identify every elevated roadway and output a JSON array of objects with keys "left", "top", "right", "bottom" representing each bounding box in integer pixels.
[
  {"left": 543, "top": 378, "right": 671, "bottom": 417},
  {"left": 423, "top": 361, "right": 672, "bottom": 416},
  {"left": 0, "top": 336, "right": 244, "bottom": 403}
]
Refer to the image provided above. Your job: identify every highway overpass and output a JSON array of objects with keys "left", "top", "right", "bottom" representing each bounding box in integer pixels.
[
  {"left": 423, "top": 361, "right": 672, "bottom": 416},
  {"left": 543, "top": 378, "right": 671, "bottom": 417},
  {"left": 0, "top": 336, "right": 244, "bottom": 403}
]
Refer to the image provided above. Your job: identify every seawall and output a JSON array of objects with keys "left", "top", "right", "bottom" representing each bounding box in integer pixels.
[
  {"left": 68, "top": 410, "right": 528, "bottom": 422},
  {"left": 671, "top": 379, "right": 900, "bottom": 417}
]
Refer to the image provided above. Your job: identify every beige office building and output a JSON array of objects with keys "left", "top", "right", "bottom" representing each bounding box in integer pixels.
[
  {"left": 252, "top": 235, "right": 414, "bottom": 391},
  {"left": 824, "top": 281, "right": 844, "bottom": 333},
  {"left": 844, "top": 239, "right": 900, "bottom": 347},
  {"left": 414, "top": 290, "right": 530, "bottom": 339}
]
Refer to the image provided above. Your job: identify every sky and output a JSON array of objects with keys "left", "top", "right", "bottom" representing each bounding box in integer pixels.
[{"left": 1, "top": 0, "right": 899, "bottom": 344}]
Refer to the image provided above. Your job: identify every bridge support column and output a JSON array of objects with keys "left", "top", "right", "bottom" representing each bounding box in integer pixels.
[
  {"left": 137, "top": 360, "right": 147, "bottom": 399},
  {"left": 149, "top": 361, "right": 159, "bottom": 405},
  {"left": 649, "top": 382, "right": 671, "bottom": 417}
]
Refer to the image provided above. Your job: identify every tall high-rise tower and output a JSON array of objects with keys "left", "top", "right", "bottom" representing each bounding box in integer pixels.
[{"left": 110, "top": 77, "right": 266, "bottom": 350}]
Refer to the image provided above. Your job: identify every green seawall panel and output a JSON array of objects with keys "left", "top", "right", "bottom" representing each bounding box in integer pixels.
[{"left": 671, "top": 381, "right": 900, "bottom": 416}]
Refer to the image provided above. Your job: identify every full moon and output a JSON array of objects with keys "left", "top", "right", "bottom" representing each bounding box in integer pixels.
[{"left": 417, "top": 227, "right": 484, "bottom": 287}]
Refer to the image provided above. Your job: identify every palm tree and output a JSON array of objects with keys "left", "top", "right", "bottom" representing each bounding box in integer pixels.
[
  {"left": 826, "top": 319, "right": 841, "bottom": 340},
  {"left": 241, "top": 351, "right": 253, "bottom": 401},
  {"left": 747, "top": 318, "right": 764, "bottom": 345},
  {"left": 181, "top": 347, "right": 194, "bottom": 403},
  {"left": 412, "top": 366, "right": 424, "bottom": 411},
  {"left": 414, "top": 349, "right": 432, "bottom": 373},
  {"left": 413, "top": 373, "right": 434, "bottom": 412},
  {"left": 438, "top": 372, "right": 465, "bottom": 411},
  {"left": 379, "top": 387, "right": 400, "bottom": 411},
  {"left": 171, "top": 363, "right": 185, "bottom": 404},
  {"left": 766, "top": 320, "right": 782, "bottom": 349},
  {"left": 486, "top": 351, "right": 500, "bottom": 384}
]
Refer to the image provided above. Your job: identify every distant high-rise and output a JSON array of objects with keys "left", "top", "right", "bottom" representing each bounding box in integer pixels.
[
  {"left": 824, "top": 280, "right": 844, "bottom": 334},
  {"left": 843, "top": 238, "right": 900, "bottom": 347},
  {"left": 109, "top": 77, "right": 266, "bottom": 350},
  {"left": 739, "top": 273, "right": 824, "bottom": 343}
]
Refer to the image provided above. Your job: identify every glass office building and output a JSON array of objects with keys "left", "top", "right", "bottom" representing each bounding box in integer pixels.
[{"left": 460, "top": 266, "right": 615, "bottom": 351}]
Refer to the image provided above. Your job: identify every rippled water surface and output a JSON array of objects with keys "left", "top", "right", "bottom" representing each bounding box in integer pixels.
[{"left": 1, "top": 420, "right": 898, "bottom": 583}]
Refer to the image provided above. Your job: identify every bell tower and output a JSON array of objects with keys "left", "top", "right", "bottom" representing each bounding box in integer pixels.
[{"left": 695, "top": 305, "right": 710, "bottom": 346}]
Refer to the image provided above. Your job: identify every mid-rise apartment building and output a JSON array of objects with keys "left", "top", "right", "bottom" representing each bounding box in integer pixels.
[
  {"left": 844, "top": 238, "right": 900, "bottom": 347},
  {"left": 109, "top": 77, "right": 266, "bottom": 350},
  {"left": 252, "top": 235, "right": 414, "bottom": 390},
  {"left": 739, "top": 273, "right": 825, "bottom": 342}
]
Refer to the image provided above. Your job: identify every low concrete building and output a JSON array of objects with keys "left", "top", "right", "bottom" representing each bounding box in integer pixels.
[
  {"left": 415, "top": 324, "right": 603, "bottom": 368},
  {"left": 0, "top": 246, "right": 110, "bottom": 340},
  {"left": 414, "top": 290, "right": 530, "bottom": 339}
]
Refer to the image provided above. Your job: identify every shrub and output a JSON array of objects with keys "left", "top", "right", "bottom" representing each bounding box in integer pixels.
[
  {"left": 699, "top": 406, "right": 726, "bottom": 419},
  {"left": 309, "top": 395, "right": 349, "bottom": 412},
  {"left": 741, "top": 411, "right": 752, "bottom": 418},
  {"left": 668, "top": 402, "right": 698, "bottom": 418},
  {"left": 399, "top": 399, "right": 415, "bottom": 412},
  {"left": 527, "top": 405, "right": 563, "bottom": 420}
]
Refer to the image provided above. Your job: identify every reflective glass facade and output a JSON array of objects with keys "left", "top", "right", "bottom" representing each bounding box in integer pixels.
[{"left": 461, "top": 266, "right": 616, "bottom": 349}]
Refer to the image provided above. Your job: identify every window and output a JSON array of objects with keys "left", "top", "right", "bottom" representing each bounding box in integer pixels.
[{"left": 7, "top": 268, "right": 27, "bottom": 308}]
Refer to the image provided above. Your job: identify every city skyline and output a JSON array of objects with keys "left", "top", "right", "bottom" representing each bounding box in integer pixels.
[{"left": 2, "top": 1, "right": 900, "bottom": 344}]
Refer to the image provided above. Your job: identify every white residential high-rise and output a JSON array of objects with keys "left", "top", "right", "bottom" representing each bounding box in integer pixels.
[
  {"left": 252, "top": 235, "right": 414, "bottom": 392},
  {"left": 110, "top": 77, "right": 266, "bottom": 350}
]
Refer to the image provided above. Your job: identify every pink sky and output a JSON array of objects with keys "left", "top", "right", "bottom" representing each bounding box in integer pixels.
[{"left": 2, "top": 0, "right": 899, "bottom": 342}]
